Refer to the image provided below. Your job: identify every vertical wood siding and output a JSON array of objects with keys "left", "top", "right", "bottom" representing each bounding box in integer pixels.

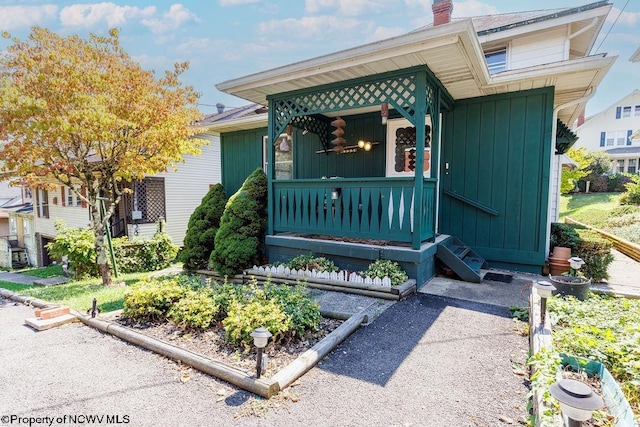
[
  {"left": 439, "top": 88, "right": 554, "bottom": 268},
  {"left": 221, "top": 128, "right": 267, "bottom": 196}
]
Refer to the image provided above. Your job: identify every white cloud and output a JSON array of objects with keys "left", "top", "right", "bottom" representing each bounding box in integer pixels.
[
  {"left": 175, "top": 37, "right": 214, "bottom": 53},
  {"left": 608, "top": 7, "right": 640, "bottom": 26},
  {"left": 132, "top": 53, "right": 172, "bottom": 71},
  {"left": 258, "top": 15, "right": 363, "bottom": 39},
  {"left": 453, "top": 0, "right": 499, "bottom": 18},
  {"left": 141, "top": 4, "right": 199, "bottom": 34},
  {"left": 219, "top": 0, "right": 260, "bottom": 5},
  {"left": 60, "top": 3, "right": 155, "bottom": 28},
  {"left": 371, "top": 26, "right": 405, "bottom": 41},
  {"left": 403, "top": 0, "right": 430, "bottom": 9},
  {"left": 305, "top": 0, "right": 384, "bottom": 16},
  {"left": 0, "top": 5, "right": 58, "bottom": 30}
]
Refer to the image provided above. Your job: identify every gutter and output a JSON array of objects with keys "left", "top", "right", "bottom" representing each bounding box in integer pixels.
[{"left": 545, "top": 87, "right": 597, "bottom": 254}]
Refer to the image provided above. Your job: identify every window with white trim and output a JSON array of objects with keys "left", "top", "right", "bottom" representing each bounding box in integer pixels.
[
  {"left": 623, "top": 106, "right": 632, "bottom": 118},
  {"left": 628, "top": 159, "right": 637, "bottom": 174},
  {"left": 605, "top": 130, "right": 630, "bottom": 146},
  {"left": 617, "top": 159, "right": 625, "bottom": 173},
  {"left": 484, "top": 47, "right": 507, "bottom": 74},
  {"left": 635, "top": 106, "right": 640, "bottom": 117}
]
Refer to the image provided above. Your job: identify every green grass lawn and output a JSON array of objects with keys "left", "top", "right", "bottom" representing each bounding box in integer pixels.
[
  {"left": 559, "top": 192, "right": 622, "bottom": 228},
  {"left": 18, "top": 264, "right": 64, "bottom": 278},
  {"left": 0, "top": 271, "right": 157, "bottom": 313}
]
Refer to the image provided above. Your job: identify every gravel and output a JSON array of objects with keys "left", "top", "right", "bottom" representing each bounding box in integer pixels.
[{"left": 0, "top": 293, "right": 529, "bottom": 427}]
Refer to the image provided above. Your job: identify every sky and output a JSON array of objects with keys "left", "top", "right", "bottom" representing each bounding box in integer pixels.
[{"left": 0, "top": 0, "right": 639, "bottom": 117}]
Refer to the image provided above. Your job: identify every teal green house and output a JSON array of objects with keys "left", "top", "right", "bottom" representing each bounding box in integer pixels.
[{"left": 208, "top": 1, "right": 615, "bottom": 286}]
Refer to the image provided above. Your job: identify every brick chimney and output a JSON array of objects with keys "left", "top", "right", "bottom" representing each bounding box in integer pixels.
[{"left": 433, "top": 0, "right": 453, "bottom": 26}]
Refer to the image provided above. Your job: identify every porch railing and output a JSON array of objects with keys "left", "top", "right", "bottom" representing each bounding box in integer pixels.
[{"left": 272, "top": 178, "right": 436, "bottom": 244}]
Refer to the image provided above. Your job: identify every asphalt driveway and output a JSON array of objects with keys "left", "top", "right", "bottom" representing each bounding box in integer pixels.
[{"left": 0, "top": 293, "right": 528, "bottom": 426}]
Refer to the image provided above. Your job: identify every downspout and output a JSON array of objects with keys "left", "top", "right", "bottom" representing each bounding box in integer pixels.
[{"left": 545, "top": 87, "right": 596, "bottom": 258}]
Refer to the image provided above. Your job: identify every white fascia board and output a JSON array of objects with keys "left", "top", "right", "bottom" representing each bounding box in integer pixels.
[
  {"left": 477, "top": 5, "right": 611, "bottom": 45},
  {"left": 630, "top": 46, "right": 640, "bottom": 63},
  {"left": 485, "top": 54, "right": 616, "bottom": 88},
  {"left": 216, "top": 20, "right": 478, "bottom": 96}
]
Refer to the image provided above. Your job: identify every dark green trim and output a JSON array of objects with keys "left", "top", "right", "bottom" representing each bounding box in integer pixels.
[{"left": 555, "top": 119, "right": 579, "bottom": 154}]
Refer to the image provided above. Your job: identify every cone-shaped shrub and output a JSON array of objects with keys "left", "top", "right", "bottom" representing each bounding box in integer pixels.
[
  {"left": 211, "top": 168, "right": 267, "bottom": 276},
  {"left": 180, "top": 183, "right": 227, "bottom": 270}
]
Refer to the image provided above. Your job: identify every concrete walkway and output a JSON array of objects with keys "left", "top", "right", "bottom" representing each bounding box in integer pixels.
[
  {"left": 0, "top": 271, "right": 40, "bottom": 285},
  {"left": 591, "top": 248, "right": 640, "bottom": 297}
]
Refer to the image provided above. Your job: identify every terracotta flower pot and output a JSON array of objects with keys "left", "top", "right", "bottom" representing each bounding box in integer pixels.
[{"left": 551, "top": 246, "right": 571, "bottom": 260}]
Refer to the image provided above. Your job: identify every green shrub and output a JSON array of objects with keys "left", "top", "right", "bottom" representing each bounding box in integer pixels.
[
  {"left": 122, "top": 277, "right": 187, "bottom": 321},
  {"left": 550, "top": 223, "right": 581, "bottom": 252},
  {"left": 113, "top": 232, "right": 178, "bottom": 273},
  {"left": 180, "top": 184, "right": 227, "bottom": 270},
  {"left": 550, "top": 223, "right": 613, "bottom": 282},
  {"left": 168, "top": 288, "right": 219, "bottom": 330},
  {"left": 620, "top": 175, "right": 640, "bottom": 205},
  {"left": 210, "top": 281, "right": 244, "bottom": 320},
  {"left": 607, "top": 173, "right": 632, "bottom": 192},
  {"left": 575, "top": 229, "right": 613, "bottom": 281},
  {"left": 611, "top": 223, "right": 640, "bottom": 245},
  {"left": 263, "top": 282, "right": 321, "bottom": 337},
  {"left": 588, "top": 175, "right": 609, "bottom": 192},
  {"left": 223, "top": 294, "right": 290, "bottom": 348},
  {"left": 285, "top": 253, "right": 338, "bottom": 273},
  {"left": 211, "top": 168, "right": 268, "bottom": 276},
  {"left": 46, "top": 220, "right": 98, "bottom": 277},
  {"left": 362, "top": 259, "right": 408, "bottom": 286}
]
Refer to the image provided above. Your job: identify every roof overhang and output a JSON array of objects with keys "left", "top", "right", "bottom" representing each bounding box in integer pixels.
[
  {"left": 631, "top": 46, "right": 640, "bottom": 63},
  {"left": 217, "top": 10, "right": 615, "bottom": 129},
  {"left": 203, "top": 114, "right": 268, "bottom": 133}
]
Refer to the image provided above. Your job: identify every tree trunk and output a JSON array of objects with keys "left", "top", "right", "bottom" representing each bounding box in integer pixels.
[{"left": 92, "top": 202, "right": 113, "bottom": 287}]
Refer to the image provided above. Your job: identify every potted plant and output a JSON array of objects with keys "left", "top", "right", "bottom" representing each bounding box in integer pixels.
[{"left": 549, "top": 257, "right": 591, "bottom": 301}]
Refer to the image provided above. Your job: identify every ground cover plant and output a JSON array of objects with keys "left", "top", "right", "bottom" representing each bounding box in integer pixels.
[
  {"left": 528, "top": 294, "right": 640, "bottom": 425},
  {"left": 284, "top": 254, "right": 338, "bottom": 273},
  {"left": 122, "top": 276, "right": 321, "bottom": 349},
  {"left": 362, "top": 260, "right": 408, "bottom": 286}
]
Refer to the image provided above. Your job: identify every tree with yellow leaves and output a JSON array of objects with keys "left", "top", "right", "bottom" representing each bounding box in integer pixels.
[{"left": 0, "top": 27, "right": 204, "bottom": 286}]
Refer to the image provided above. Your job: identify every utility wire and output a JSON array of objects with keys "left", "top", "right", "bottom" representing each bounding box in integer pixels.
[{"left": 595, "top": 0, "right": 630, "bottom": 54}]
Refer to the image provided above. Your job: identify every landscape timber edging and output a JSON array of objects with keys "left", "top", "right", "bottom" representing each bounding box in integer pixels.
[{"left": 0, "top": 288, "right": 367, "bottom": 399}]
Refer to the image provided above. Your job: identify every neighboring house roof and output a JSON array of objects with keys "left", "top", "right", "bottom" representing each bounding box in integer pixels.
[
  {"left": 574, "top": 88, "right": 640, "bottom": 132},
  {"left": 605, "top": 146, "right": 640, "bottom": 155},
  {"left": 199, "top": 104, "right": 268, "bottom": 133},
  {"left": 561, "top": 154, "right": 579, "bottom": 170},
  {"left": 216, "top": 1, "right": 614, "bottom": 127},
  {"left": 631, "top": 46, "right": 640, "bottom": 62}
]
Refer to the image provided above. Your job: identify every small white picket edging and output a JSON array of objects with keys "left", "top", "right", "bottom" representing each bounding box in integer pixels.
[{"left": 252, "top": 264, "right": 393, "bottom": 288}]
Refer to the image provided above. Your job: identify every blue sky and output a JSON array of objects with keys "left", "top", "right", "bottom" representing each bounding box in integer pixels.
[{"left": 1, "top": 0, "right": 638, "bottom": 117}]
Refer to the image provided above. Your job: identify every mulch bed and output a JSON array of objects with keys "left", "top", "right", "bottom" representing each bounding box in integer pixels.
[{"left": 114, "top": 316, "right": 344, "bottom": 377}]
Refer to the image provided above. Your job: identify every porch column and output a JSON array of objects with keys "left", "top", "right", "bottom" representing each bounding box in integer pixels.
[
  {"left": 267, "top": 98, "right": 276, "bottom": 236},
  {"left": 412, "top": 70, "right": 428, "bottom": 250}
]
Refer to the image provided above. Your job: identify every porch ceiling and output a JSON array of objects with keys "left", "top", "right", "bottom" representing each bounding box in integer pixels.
[{"left": 217, "top": 15, "right": 615, "bottom": 126}]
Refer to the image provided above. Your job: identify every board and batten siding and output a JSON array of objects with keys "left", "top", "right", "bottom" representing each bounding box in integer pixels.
[
  {"left": 221, "top": 127, "right": 267, "bottom": 196},
  {"left": 509, "top": 27, "right": 566, "bottom": 70},
  {"left": 150, "top": 132, "right": 221, "bottom": 247},
  {"left": 439, "top": 88, "right": 554, "bottom": 272}
]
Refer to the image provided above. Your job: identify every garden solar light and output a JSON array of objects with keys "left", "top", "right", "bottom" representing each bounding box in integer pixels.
[
  {"left": 534, "top": 281, "right": 555, "bottom": 326},
  {"left": 550, "top": 378, "right": 604, "bottom": 426},
  {"left": 568, "top": 257, "right": 585, "bottom": 271},
  {"left": 251, "top": 328, "right": 272, "bottom": 379}
]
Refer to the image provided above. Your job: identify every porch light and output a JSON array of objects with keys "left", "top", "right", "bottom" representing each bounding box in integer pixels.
[
  {"left": 364, "top": 141, "right": 372, "bottom": 151},
  {"left": 550, "top": 378, "right": 604, "bottom": 424},
  {"left": 358, "top": 140, "right": 365, "bottom": 149},
  {"left": 250, "top": 327, "right": 272, "bottom": 379},
  {"left": 533, "top": 280, "right": 555, "bottom": 326},
  {"left": 381, "top": 103, "right": 388, "bottom": 125}
]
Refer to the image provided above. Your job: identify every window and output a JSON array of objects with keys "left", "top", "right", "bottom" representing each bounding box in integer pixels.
[
  {"left": 484, "top": 47, "right": 507, "bottom": 74},
  {"left": 617, "top": 160, "right": 625, "bottom": 173},
  {"left": 9, "top": 217, "right": 17, "bottom": 236},
  {"left": 605, "top": 131, "right": 631, "bottom": 147},
  {"left": 263, "top": 134, "right": 294, "bottom": 180},
  {"left": 36, "top": 189, "right": 49, "bottom": 218},
  {"left": 131, "top": 177, "right": 166, "bottom": 223},
  {"left": 623, "top": 106, "right": 632, "bottom": 118},
  {"left": 628, "top": 159, "right": 637, "bottom": 174},
  {"left": 635, "top": 106, "right": 640, "bottom": 117}
]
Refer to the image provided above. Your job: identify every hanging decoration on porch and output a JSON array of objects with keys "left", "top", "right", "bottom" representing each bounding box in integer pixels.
[
  {"left": 330, "top": 116, "right": 346, "bottom": 153},
  {"left": 394, "top": 125, "right": 431, "bottom": 172}
]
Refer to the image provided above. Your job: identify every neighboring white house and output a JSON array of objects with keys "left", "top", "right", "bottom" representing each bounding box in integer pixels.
[
  {"left": 573, "top": 89, "right": 640, "bottom": 174},
  {"left": 0, "top": 181, "right": 35, "bottom": 268},
  {"left": 32, "top": 133, "right": 221, "bottom": 266}
]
